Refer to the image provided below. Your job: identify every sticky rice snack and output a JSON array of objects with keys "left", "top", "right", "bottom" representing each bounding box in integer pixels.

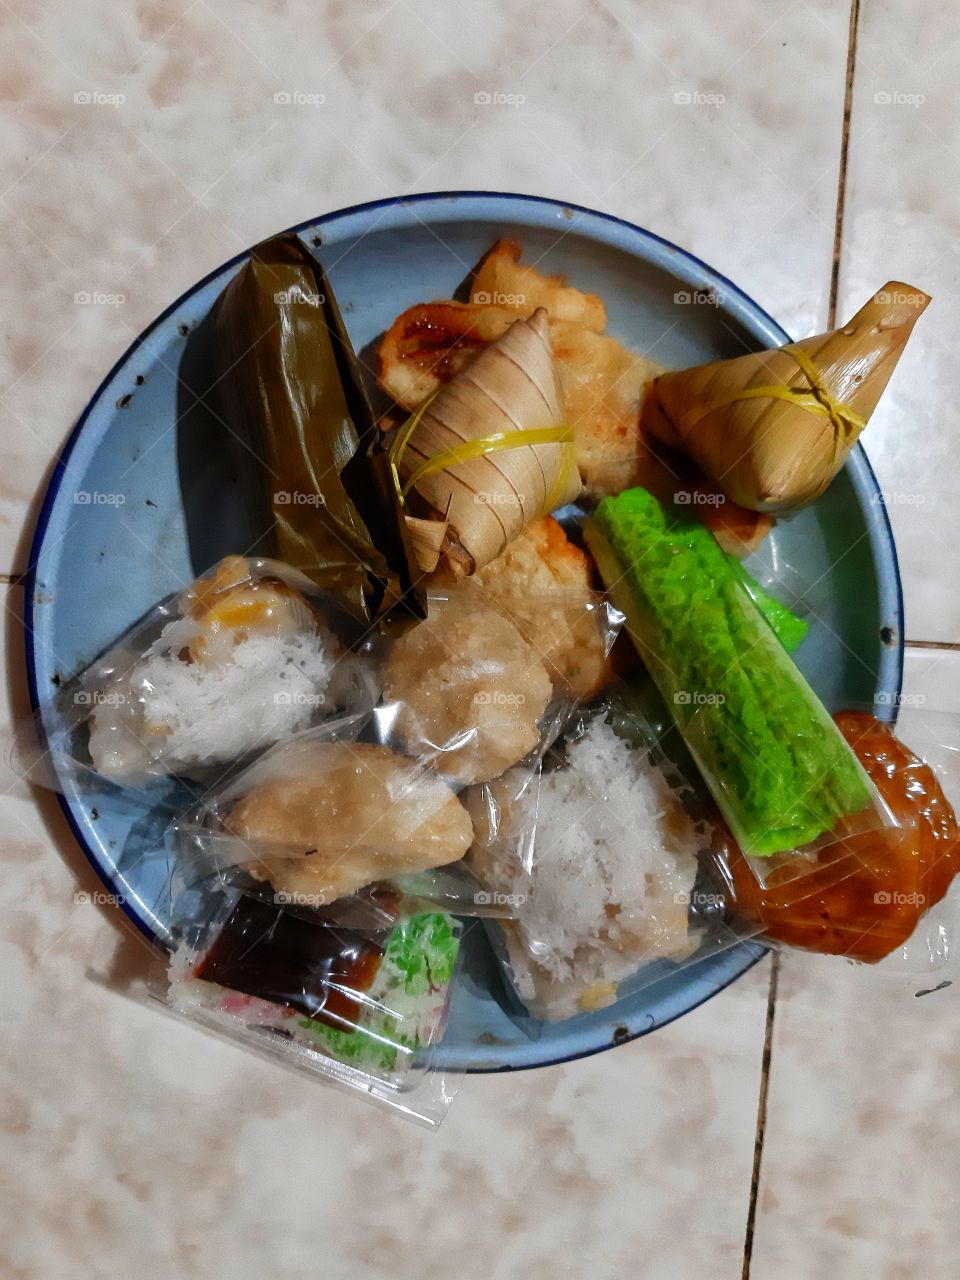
[
  {"left": 80, "top": 556, "right": 368, "bottom": 786},
  {"left": 584, "top": 488, "right": 898, "bottom": 894},
  {"left": 467, "top": 717, "right": 707, "bottom": 1021}
]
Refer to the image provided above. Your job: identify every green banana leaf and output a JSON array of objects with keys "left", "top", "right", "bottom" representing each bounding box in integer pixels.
[{"left": 211, "top": 233, "right": 425, "bottom": 631}]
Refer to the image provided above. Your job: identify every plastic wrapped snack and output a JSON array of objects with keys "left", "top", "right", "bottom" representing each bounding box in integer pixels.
[
  {"left": 41, "top": 556, "right": 378, "bottom": 790},
  {"left": 172, "top": 709, "right": 538, "bottom": 918},
  {"left": 157, "top": 882, "right": 462, "bottom": 1125},
  {"left": 174, "top": 714, "right": 470, "bottom": 899},
  {"left": 718, "top": 708, "right": 960, "bottom": 969},
  {"left": 466, "top": 702, "right": 763, "bottom": 1022},
  {"left": 380, "top": 585, "right": 621, "bottom": 786},
  {"left": 26, "top": 566, "right": 617, "bottom": 803},
  {"left": 584, "top": 488, "right": 898, "bottom": 895},
  {"left": 432, "top": 516, "right": 618, "bottom": 699}
]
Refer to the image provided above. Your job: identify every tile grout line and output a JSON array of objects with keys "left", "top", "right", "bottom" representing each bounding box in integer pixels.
[
  {"left": 828, "top": 0, "right": 862, "bottom": 328},
  {"left": 744, "top": 4, "right": 861, "bottom": 1274},
  {"left": 906, "top": 639, "right": 960, "bottom": 652},
  {"left": 741, "top": 951, "right": 780, "bottom": 1280}
]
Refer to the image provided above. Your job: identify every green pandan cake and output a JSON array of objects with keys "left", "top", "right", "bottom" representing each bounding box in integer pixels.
[
  {"left": 296, "top": 912, "right": 461, "bottom": 1073},
  {"left": 584, "top": 487, "right": 870, "bottom": 856}
]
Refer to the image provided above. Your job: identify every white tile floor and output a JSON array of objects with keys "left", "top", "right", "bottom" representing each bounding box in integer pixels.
[{"left": 2, "top": 2, "right": 959, "bottom": 1276}]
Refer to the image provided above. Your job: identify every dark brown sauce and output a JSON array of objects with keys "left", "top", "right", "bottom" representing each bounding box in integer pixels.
[
  {"left": 725, "top": 713, "right": 960, "bottom": 962},
  {"left": 195, "top": 894, "right": 384, "bottom": 1030}
]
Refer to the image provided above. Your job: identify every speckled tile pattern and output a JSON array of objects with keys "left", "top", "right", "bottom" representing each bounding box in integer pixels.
[
  {"left": 3, "top": 0, "right": 960, "bottom": 1276},
  {"left": 835, "top": 0, "right": 960, "bottom": 644}
]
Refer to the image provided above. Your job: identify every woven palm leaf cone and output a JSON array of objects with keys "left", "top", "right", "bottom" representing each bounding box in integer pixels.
[
  {"left": 394, "top": 307, "right": 581, "bottom": 574},
  {"left": 645, "top": 282, "right": 931, "bottom": 512}
]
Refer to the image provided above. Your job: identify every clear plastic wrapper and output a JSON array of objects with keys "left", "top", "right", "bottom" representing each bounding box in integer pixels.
[
  {"left": 22, "top": 562, "right": 617, "bottom": 799},
  {"left": 727, "top": 554, "right": 810, "bottom": 653},
  {"left": 731, "top": 539, "right": 838, "bottom": 653},
  {"left": 716, "top": 703, "right": 960, "bottom": 972},
  {"left": 172, "top": 708, "right": 479, "bottom": 913},
  {"left": 23, "top": 572, "right": 619, "bottom": 920},
  {"left": 378, "top": 584, "right": 621, "bottom": 785},
  {"left": 152, "top": 877, "right": 463, "bottom": 1125},
  {"left": 172, "top": 707, "right": 541, "bottom": 920},
  {"left": 379, "top": 581, "right": 619, "bottom": 899},
  {"left": 467, "top": 696, "right": 766, "bottom": 1023},
  {"left": 23, "top": 556, "right": 380, "bottom": 793},
  {"left": 584, "top": 488, "right": 899, "bottom": 900}
]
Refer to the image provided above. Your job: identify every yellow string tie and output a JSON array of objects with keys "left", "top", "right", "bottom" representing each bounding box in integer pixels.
[
  {"left": 691, "top": 346, "right": 867, "bottom": 461},
  {"left": 401, "top": 425, "right": 574, "bottom": 500},
  {"left": 389, "top": 390, "right": 575, "bottom": 508},
  {"left": 543, "top": 436, "right": 578, "bottom": 512},
  {"left": 388, "top": 390, "right": 440, "bottom": 508}
]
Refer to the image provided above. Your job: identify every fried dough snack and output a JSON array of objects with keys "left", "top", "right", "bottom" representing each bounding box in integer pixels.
[
  {"left": 440, "top": 517, "right": 613, "bottom": 699},
  {"left": 383, "top": 596, "right": 553, "bottom": 785},
  {"left": 227, "top": 740, "right": 474, "bottom": 902},
  {"left": 378, "top": 240, "right": 663, "bottom": 498}
]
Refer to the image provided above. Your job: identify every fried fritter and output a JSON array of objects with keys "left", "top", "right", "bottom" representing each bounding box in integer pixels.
[
  {"left": 444, "top": 517, "right": 614, "bottom": 699},
  {"left": 228, "top": 740, "right": 473, "bottom": 902},
  {"left": 377, "top": 241, "right": 662, "bottom": 498},
  {"left": 383, "top": 596, "right": 553, "bottom": 785}
]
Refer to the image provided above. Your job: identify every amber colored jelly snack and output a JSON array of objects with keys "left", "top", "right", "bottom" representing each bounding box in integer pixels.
[{"left": 724, "top": 712, "right": 960, "bottom": 962}]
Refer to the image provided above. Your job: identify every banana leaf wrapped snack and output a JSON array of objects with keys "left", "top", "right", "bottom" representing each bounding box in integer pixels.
[
  {"left": 211, "top": 233, "right": 425, "bottom": 631},
  {"left": 645, "top": 282, "right": 930, "bottom": 511}
]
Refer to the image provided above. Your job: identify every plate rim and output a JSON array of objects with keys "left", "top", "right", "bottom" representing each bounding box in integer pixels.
[{"left": 23, "top": 189, "right": 905, "bottom": 1068}]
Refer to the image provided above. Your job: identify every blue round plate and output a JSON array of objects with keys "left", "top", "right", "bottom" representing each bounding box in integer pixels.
[{"left": 25, "top": 192, "right": 903, "bottom": 1072}]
